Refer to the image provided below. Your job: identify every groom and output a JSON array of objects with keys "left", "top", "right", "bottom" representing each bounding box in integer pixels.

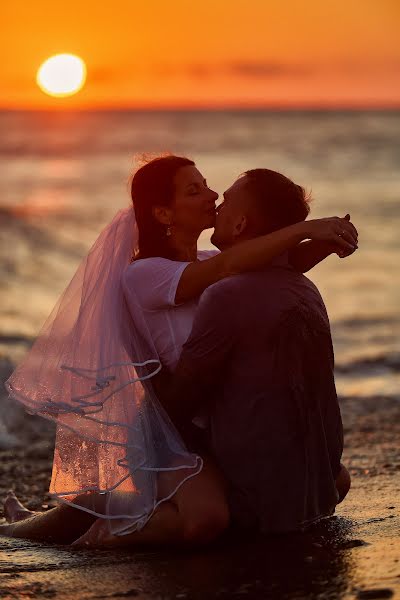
[{"left": 162, "top": 168, "right": 352, "bottom": 534}]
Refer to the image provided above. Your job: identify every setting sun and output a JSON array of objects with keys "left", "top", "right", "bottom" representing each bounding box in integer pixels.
[{"left": 36, "top": 54, "right": 86, "bottom": 98}]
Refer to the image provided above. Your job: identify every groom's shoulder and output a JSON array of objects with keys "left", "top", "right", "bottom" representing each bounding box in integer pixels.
[
  {"left": 198, "top": 273, "right": 269, "bottom": 317},
  {"left": 206, "top": 273, "right": 250, "bottom": 294},
  {"left": 201, "top": 269, "right": 285, "bottom": 301},
  {"left": 200, "top": 268, "right": 324, "bottom": 304},
  {"left": 198, "top": 274, "right": 245, "bottom": 309}
]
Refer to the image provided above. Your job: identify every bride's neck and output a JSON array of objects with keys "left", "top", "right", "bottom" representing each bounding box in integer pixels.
[{"left": 169, "top": 230, "right": 198, "bottom": 262}]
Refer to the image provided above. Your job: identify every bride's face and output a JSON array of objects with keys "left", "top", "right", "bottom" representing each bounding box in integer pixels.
[{"left": 171, "top": 166, "right": 219, "bottom": 234}]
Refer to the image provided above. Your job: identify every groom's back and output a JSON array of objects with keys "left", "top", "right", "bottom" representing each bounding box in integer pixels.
[{"left": 204, "top": 260, "right": 343, "bottom": 534}]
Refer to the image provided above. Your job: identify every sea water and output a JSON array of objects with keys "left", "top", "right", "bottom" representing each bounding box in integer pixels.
[{"left": 1, "top": 109, "right": 399, "bottom": 402}]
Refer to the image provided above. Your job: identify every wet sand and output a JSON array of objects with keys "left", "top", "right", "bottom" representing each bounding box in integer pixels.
[{"left": 0, "top": 389, "right": 399, "bottom": 599}]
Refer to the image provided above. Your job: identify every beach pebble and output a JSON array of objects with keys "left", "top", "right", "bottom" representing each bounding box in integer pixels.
[
  {"left": 356, "top": 588, "right": 394, "bottom": 599},
  {"left": 340, "top": 539, "right": 369, "bottom": 549},
  {"left": 110, "top": 590, "right": 140, "bottom": 597}
]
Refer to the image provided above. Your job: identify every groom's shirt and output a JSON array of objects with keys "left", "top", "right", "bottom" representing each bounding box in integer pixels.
[{"left": 172, "top": 253, "right": 343, "bottom": 534}]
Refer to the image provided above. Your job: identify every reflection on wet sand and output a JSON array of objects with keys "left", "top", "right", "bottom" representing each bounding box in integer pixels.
[
  {"left": 0, "top": 516, "right": 353, "bottom": 599},
  {"left": 1, "top": 385, "right": 398, "bottom": 598},
  {"left": 144, "top": 518, "right": 354, "bottom": 598}
]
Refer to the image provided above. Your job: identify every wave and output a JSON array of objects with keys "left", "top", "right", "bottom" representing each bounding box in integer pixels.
[
  {"left": 335, "top": 352, "right": 400, "bottom": 374},
  {"left": 334, "top": 316, "right": 400, "bottom": 329},
  {"left": 0, "top": 334, "right": 33, "bottom": 346},
  {"left": 1, "top": 109, "right": 399, "bottom": 160}
]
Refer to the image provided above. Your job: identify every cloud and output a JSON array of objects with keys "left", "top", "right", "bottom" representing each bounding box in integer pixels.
[
  {"left": 183, "top": 61, "right": 311, "bottom": 80},
  {"left": 75, "top": 60, "right": 313, "bottom": 89},
  {"left": 226, "top": 61, "right": 309, "bottom": 78}
]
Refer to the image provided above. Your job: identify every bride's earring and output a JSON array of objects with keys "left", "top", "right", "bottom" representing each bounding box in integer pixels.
[{"left": 166, "top": 224, "right": 172, "bottom": 237}]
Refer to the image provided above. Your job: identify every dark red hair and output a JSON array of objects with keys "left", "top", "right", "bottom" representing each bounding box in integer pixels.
[{"left": 130, "top": 155, "right": 195, "bottom": 260}]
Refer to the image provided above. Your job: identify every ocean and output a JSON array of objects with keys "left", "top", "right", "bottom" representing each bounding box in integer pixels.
[{"left": 1, "top": 109, "right": 399, "bottom": 404}]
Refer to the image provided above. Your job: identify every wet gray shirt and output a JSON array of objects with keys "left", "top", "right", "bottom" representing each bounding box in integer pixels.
[{"left": 176, "top": 254, "right": 343, "bottom": 534}]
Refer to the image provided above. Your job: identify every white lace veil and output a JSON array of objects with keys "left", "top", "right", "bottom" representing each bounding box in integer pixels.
[{"left": 5, "top": 206, "right": 202, "bottom": 536}]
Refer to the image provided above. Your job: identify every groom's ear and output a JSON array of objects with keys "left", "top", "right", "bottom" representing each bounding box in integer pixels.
[
  {"left": 153, "top": 205, "right": 173, "bottom": 226},
  {"left": 233, "top": 215, "right": 248, "bottom": 238}
]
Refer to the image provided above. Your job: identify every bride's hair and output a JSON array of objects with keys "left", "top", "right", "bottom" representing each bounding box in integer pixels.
[{"left": 130, "top": 154, "right": 195, "bottom": 260}]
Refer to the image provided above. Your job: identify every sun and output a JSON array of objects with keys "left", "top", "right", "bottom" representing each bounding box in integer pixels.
[{"left": 36, "top": 54, "right": 87, "bottom": 98}]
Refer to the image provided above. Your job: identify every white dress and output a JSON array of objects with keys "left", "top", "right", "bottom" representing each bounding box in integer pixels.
[
  {"left": 6, "top": 206, "right": 214, "bottom": 540},
  {"left": 122, "top": 250, "right": 219, "bottom": 370}
]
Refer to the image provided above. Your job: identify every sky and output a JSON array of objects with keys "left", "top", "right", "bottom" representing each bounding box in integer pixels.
[{"left": 1, "top": 0, "right": 399, "bottom": 109}]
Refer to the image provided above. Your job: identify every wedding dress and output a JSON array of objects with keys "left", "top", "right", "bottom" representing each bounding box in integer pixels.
[{"left": 5, "top": 206, "right": 202, "bottom": 537}]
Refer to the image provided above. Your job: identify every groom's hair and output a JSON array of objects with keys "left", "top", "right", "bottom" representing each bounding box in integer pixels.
[{"left": 244, "top": 169, "right": 311, "bottom": 235}]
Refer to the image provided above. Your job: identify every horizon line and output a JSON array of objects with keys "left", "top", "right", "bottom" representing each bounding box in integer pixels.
[{"left": 1, "top": 104, "right": 400, "bottom": 113}]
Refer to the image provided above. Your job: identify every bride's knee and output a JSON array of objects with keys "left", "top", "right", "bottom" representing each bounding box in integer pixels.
[
  {"left": 335, "top": 463, "right": 351, "bottom": 504},
  {"left": 182, "top": 502, "right": 230, "bottom": 544},
  {"left": 71, "top": 492, "right": 105, "bottom": 513}
]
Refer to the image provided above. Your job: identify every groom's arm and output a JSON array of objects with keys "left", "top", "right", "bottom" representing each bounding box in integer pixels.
[
  {"left": 289, "top": 215, "right": 358, "bottom": 273},
  {"left": 289, "top": 239, "right": 358, "bottom": 272},
  {"left": 160, "top": 283, "right": 234, "bottom": 437},
  {"left": 289, "top": 240, "right": 336, "bottom": 272}
]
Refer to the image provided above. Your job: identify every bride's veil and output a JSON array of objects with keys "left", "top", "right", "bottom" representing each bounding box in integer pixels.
[{"left": 5, "top": 206, "right": 202, "bottom": 536}]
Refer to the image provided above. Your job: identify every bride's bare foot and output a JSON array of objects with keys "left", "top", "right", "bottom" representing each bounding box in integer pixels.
[
  {"left": 72, "top": 518, "right": 116, "bottom": 548},
  {"left": 3, "top": 491, "right": 38, "bottom": 523}
]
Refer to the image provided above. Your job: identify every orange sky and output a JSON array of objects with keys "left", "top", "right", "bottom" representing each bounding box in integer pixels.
[{"left": 1, "top": 0, "right": 399, "bottom": 109}]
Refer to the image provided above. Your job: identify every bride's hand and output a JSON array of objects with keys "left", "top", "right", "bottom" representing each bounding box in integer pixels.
[{"left": 300, "top": 214, "right": 358, "bottom": 251}]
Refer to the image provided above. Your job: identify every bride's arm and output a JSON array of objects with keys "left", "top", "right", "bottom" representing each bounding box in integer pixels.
[{"left": 176, "top": 216, "right": 357, "bottom": 304}]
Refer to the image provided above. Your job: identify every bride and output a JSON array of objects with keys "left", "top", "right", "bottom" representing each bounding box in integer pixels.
[{"left": 1, "top": 154, "right": 357, "bottom": 547}]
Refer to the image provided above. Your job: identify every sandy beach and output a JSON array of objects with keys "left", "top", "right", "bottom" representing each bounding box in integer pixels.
[{"left": 0, "top": 352, "right": 399, "bottom": 599}]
